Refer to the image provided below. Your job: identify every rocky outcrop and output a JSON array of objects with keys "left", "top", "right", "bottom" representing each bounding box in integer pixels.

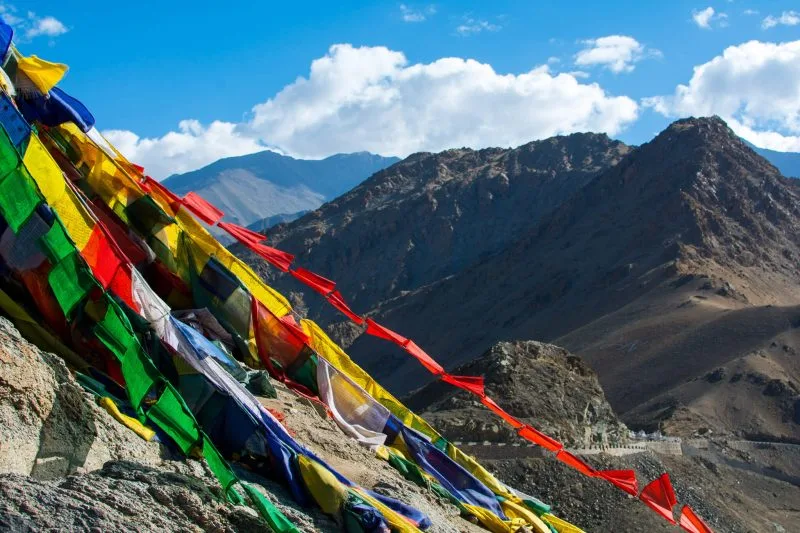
[
  {"left": 0, "top": 317, "right": 163, "bottom": 478},
  {"left": 405, "top": 340, "right": 629, "bottom": 447}
]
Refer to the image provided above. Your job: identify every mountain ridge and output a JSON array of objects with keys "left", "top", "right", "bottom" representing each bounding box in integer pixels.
[{"left": 239, "top": 116, "right": 800, "bottom": 444}]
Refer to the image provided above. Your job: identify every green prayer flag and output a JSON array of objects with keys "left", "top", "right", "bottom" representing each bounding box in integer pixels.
[
  {"left": 48, "top": 251, "right": 95, "bottom": 317},
  {"left": 242, "top": 482, "right": 299, "bottom": 533},
  {"left": 0, "top": 166, "right": 41, "bottom": 232},
  {"left": 148, "top": 384, "right": 200, "bottom": 453},
  {"left": 38, "top": 218, "right": 74, "bottom": 264}
]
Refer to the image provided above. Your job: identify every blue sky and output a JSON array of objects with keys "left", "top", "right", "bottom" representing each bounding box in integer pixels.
[{"left": 11, "top": 1, "right": 800, "bottom": 177}]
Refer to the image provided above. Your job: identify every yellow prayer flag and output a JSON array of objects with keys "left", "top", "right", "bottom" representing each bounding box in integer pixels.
[{"left": 17, "top": 55, "right": 68, "bottom": 94}]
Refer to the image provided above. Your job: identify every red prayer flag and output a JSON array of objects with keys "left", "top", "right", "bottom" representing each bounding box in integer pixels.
[
  {"left": 480, "top": 396, "right": 524, "bottom": 428},
  {"left": 555, "top": 450, "right": 596, "bottom": 476},
  {"left": 639, "top": 473, "right": 677, "bottom": 524},
  {"left": 597, "top": 469, "right": 638, "bottom": 496},
  {"left": 679, "top": 506, "right": 714, "bottom": 533},
  {"left": 290, "top": 267, "right": 336, "bottom": 295},
  {"left": 278, "top": 314, "right": 310, "bottom": 345},
  {"left": 518, "top": 425, "right": 563, "bottom": 452},
  {"left": 141, "top": 176, "right": 182, "bottom": 209},
  {"left": 218, "top": 221, "right": 266, "bottom": 245},
  {"left": 251, "top": 242, "right": 294, "bottom": 272},
  {"left": 365, "top": 318, "right": 409, "bottom": 346},
  {"left": 404, "top": 340, "right": 445, "bottom": 375},
  {"left": 441, "top": 374, "right": 485, "bottom": 397},
  {"left": 131, "top": 163, "right": 145, "bottom": 174},
  {"left": 109, "top": 263, "right": 137, "bottom": 312},
  {"left": 81, "top": 225, "right": 123, "bottom": 290},
  {"left": 181, "top": 191, "right": 224, "bottom": 225},
  {"left": 326, "top": 290, "right": 364, "bottom": 325}
]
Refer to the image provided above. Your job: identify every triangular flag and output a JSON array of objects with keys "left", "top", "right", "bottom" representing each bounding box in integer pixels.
[
  {"left": 679, "top": 506, "right": 714, "bottom": 533},
  {"left": 441, "top": 374, "right": 485, "bottom": 397},
  {"left": 218, "top": 221, "right": 266, "bottom": 245},
  {"left": 290, "top": 267, "right": 336, "bottom": 295},
  {"left": 555, "top": 450, "right": 596, "bottom": 476},
  {"left": 597, "top": 469, "right": 638, "bottom": 496},
  {"left": 365, "top": 318, "right": 409, "bottom": 346},
  {"left": 181, "top": 191, "right": 224, "bottom": 225},
  {"left": 326, "top": 290, "right": 364, "bottom": 325},
  {"left": 404, "top": 340, "right": 445, "bottom": 375},
  {"left": 639, "top": 473, "right": 677, "bottom": 524},
  {"left": 518, "top": 425, "right": 563, "bottom": 452}
]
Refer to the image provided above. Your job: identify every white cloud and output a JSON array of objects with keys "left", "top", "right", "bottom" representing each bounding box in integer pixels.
[
  {"left": 743, "top": 9, "right": 759, "bottom": 16},
  {"left": 692, "top": 7, "right": 727, "bottom": 29},
  {"left": 455, "top": 18, "right": 501, "bottom": 36},
  {"left": 108, "top": 44, "right": 639, "bottom": 178},
  {"left": 400, "top": 4, "right": 435, "bottom": 23},
  {"left": 574, "top": 35, "right": 660, "bottom": 74},
  {"left": 762, "top": 11, "right": 800, "bottom": 29},
  {"left": 24, "top": 15, "right": 67, "bottom": 39},
  {"left": 104, "top": 120, "right": 267, "bottom": 178},
  {"left": 0, "top": 4, "right": 68, "bottom": 41},
  {"left": 644, "top": 40, "right": 800, "bottom": 151}
]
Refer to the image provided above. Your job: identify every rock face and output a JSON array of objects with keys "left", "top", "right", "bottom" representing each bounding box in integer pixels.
[
  {"left": 0, "top": 317, "right": 163, "bottom": 478},
  {"left": 405, "top": 341, "right": 629, "bottom": 447}
]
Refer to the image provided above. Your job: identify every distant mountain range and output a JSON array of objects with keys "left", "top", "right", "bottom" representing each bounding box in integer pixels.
[
  {"left": 162, "top": 150, "right": 399, "bottom": 230},
  {"left": 236, "top": 117, "right": 800, "bottom": 444}
]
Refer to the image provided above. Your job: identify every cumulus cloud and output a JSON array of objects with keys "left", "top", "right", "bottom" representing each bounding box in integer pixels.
[
  {"left": 400, "top": 4, "right": 435, "bottom": 23},
  {"left": 692, "top": 7, "right": 727, "bottom": 29},
  {"left": 762, "top": 11, "right": 800, "bottom": 29},
  {"left": 644, "top": 40, "right": 800, "bottom": 151},
  {"left": 0, "top": 4, "right": 68, "bottom": 41},
  {"left": 574, "top": 35, "right": 660, "bottom": 73},
  {"left": 104, "top": 120, "right": 267, "bottom": 178},
  {"left": 455, "top": 18, "right": 501, "bottom": 36},
  {"left": 108, "top": 44, "right": 639, "bottom": 178}
]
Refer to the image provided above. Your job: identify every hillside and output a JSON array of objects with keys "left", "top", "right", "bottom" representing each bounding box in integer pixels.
[
  {"left": 163, "top": 150, "right": 399, "bottom": 228},
  {"left": 243, "top": 117, "right": 800, "bottom": 443}
]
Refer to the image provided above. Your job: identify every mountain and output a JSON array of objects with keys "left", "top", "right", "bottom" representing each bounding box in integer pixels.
[
  {"left": 752, "top": 144, "right": 800, "bottom": 178},
  {"left": 241, "top": 117, "right": 800, "bottom": 443},
  {"left": 162, "top": 150, "right": 399, "bottom": 228},
  {"left": 251, "top": 133, "right": 631, "bottom": 314}
]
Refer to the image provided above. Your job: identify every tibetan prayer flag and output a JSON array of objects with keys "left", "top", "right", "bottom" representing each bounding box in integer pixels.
[
  {"left": 17, "top": 55, "right": 68, "bottom": 94},
  {"left": 518, "top": 425, "right": 563, "bottom": 452},
  {"left": 480, "top": 396, "right": 524, "bottom": 428},
  {"left": 0, "top": 17, "right": 11, "bottom": 61},
  {"left": 404, "top": 341, "right": 445, "bottom": 375},
  {"left": 639, "top": 473, "right": 677, "bottom": 524},
  {"left": 597, "top": 469, "right": 638, "bottom": 496},
  {"left": 80, "top": 225, "right": 124, "bottom": 289},
  {"left": 17, "top": 87, "right": 96, "bottom": 132},
  {"left": 141, "top": 176, "right": 181, "bottom": 209},
  {"left": 251, "top": 242, "right": 294, "bottom": 272},
  {"left": 181, "top": 192, "right": 224, "bottom": 225},
  {"left": 441, "top": 374, "right": 485, "bottom": 397},
  {"left": 679, "top": 505, "right": 714, "bottom": 533},
  {"left": 218, "top": 221, "right": 266, "bottom": 245},
  {"left": 291, "top": 267, "right": 336, "bottom": 295},
  {"left": 555, "top": 450, "right": 596, "bottom": 477},
  {"left": 365, "top": 318, "right": 409, "bottom": 347},
  {"left": 326, "top": 290, "right": 363, "bottom": 325}
]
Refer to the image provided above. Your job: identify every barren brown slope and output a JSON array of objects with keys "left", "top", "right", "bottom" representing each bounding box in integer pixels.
[
  {"left": 342, "top": 117, "right": 800, "bottom": 440},
  {"left": 239, "top": 133, "right": 630, "bottom": 320}
]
